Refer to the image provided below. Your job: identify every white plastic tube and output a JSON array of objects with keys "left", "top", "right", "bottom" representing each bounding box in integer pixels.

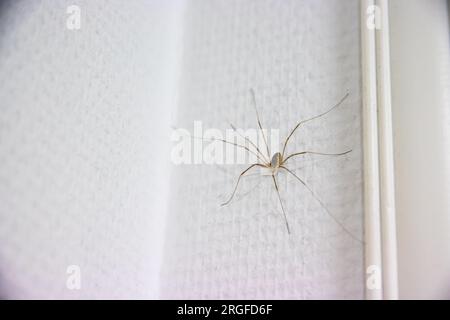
[
  {"left": 361, "top": 0, "right": 383, "bottom": 300},
  {"left": 375, "top": 0, "right": 399, "bottom": 300}
]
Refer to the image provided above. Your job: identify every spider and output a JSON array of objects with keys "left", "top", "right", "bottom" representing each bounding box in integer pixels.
[{"left": 219, "top": 89, "right": 359, "bottom": 241}]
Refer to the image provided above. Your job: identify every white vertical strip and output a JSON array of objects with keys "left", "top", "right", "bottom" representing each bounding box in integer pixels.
[
  {"left": 389, "top": 0, "right": 450, "bottom": 299},
  {"left": 375, "top": 0, "right": 399, "bottom": 300},
  {"left": 361, "top": 0, "right": 383, "bottom": 300}
]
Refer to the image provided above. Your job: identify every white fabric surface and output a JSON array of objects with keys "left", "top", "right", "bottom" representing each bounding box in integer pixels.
[
  {"left": 0, "top": 0, "right": 183, "bottom": 298},
  {"left": 0, "top": 0, "right": 364, "bottom": 299},
  {"left": 161, "top": 0, "right": 364, "bottom": 299}
]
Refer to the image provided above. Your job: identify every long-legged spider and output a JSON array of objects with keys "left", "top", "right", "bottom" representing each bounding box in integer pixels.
[{"left": 219, "top": 89, "right": 359, "bottom": 241}]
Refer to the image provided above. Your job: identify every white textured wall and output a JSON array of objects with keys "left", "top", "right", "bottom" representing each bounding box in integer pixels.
[
  {"left": 0, "top": 0, "right": 183, "bottom": 298},
  {"left": 0, "top": 0, "right": 364, "bottom": 299},
  {"left": 161, "top": 0, "right": 364, "bottom": 299}
]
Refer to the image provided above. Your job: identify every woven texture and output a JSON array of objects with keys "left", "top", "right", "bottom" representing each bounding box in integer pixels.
[
  {"left": 161, "top": 0, "right": 364, "bottom": 299},
  {"left": 0, "top": 0, "right": 363, "bottom": 299},
  {"left": 0, "top": 0, "right": 181, "bottom": 298}
]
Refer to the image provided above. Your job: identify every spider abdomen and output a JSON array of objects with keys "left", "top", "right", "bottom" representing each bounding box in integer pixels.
[{"left": 271, "top": 152, "right": 282, "bottom": 168}]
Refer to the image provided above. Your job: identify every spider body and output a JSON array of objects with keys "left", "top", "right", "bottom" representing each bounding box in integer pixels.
[
  {"left": 216, "top": 89, "right": 360, "bottom": 242},
  {"left": 270, "top": 152, "right": 282, "bottom": 170}
]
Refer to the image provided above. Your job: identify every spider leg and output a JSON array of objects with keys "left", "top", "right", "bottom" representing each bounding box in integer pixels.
[
  {"left": 230, "top": 175, "right": 264, "bottom": 204},
  {"left": 280, "top": 166, "right": 363, "bottom": 244},
  {"left": 282, "top": 150, "right": 352, "bottom": 165},
  {"left": 250, "top": 88, "right": 271, "bottom": 159},
  {"left": 190, "top": 135, "right": 267, "bottom": 164},
  {"left": 271, "top": 174, "right": 291, "bottom": 234},
  {"left": 221, "top": 163, "right": 266, "bottom": 206},
  {"left": 230, "top": 122, "right": 269, "bottom": 163},
  {"left": 281, "top": 92, "right": 349, "bottom": 158}
]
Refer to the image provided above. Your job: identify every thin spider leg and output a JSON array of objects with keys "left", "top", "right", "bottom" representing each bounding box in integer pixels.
[
  {"left": 271, "top": 174, "right": 291, "bottom": 234},
  {"left": 282, "top": 149, "right": 352, "bottom": 165},
  {"left": 242, "top": 155, "right": 338, "bottom": 177},
  {"left": 250, "top": 88, "right": 271, "bottom": 159},
  {"left": 190, "top": 135, "right": 266, "bottom": 164},
  {"left": 221, "top": 163, "right": 266, "bottom": 206},
  {"left": 287, "top": 156, "right": 348, "bottom": 174},
  {"left": 280, "top": 166, "right": 363, "bottom": 244},
  {"left": 281, "top": 92, "right": 349, "bottom": 158},
  {"left": 231, "top": 175, "right": 264, "bottom": 204},
  {"left": 230, "top": 123, "right": 269, "bottom": 163}
]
